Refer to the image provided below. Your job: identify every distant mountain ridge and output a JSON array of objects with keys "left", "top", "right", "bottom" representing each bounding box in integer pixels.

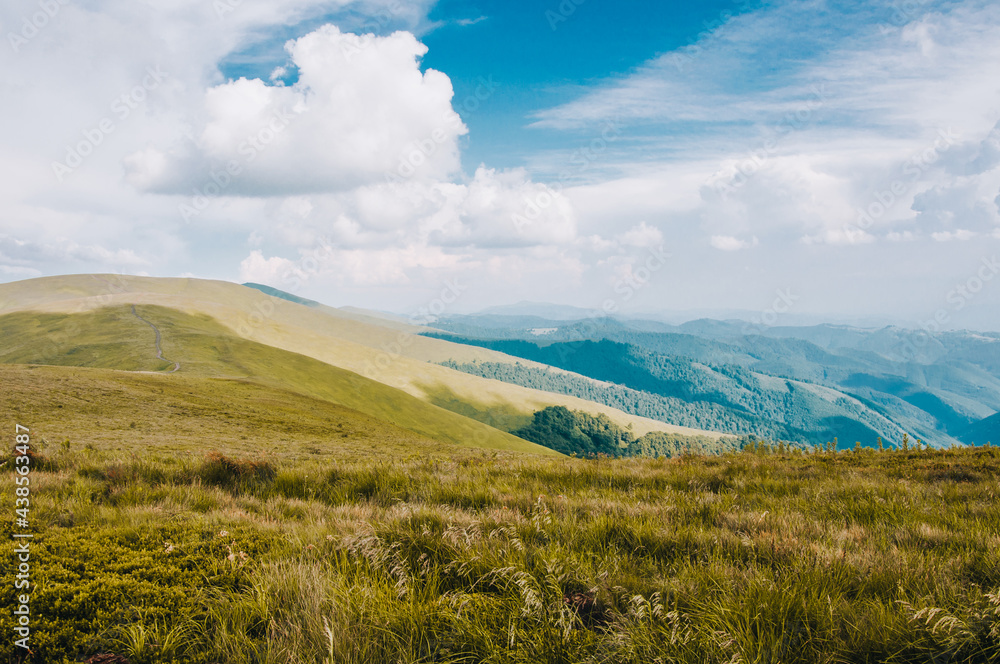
[
  {"left": 959, "top": 412, "right": 1000, "bottom": 445},
  {"left": 477, "top": 301, "right": 604, "bottom": 320},
  {"left": 242, "top": 282, "right": 323, "bottom": 307},
  {"left": 470, "top": 302, "right": 916, "bottom": 329},
  {"left": 427, "top": 312, "right": 1000, "bottom": 449}
]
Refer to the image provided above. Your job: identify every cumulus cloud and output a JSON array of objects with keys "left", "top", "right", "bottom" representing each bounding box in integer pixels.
[
  {"left": 616, "top": 222, "right": 664, "bottom": 248},
  {"left": 239, "top": 250, "right": 299, "bottom": 285},
  {"left": 428, "top": 167, "right": 577, "bottom": 248},
  {"left": 904, "top": 121, "right": 1000, "bottom": 239},
  {"left": 3, "top": 0, "right": 1000, "bottom": 325},
  {"left": 710, "top": 235, "right": 758, "bottom": 251},
  {"left": 126, "top": 25, "right": 466, "bottom": 195}
]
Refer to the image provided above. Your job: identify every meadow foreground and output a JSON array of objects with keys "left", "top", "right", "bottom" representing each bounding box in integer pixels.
[{"left": 3, "top": 431, "right": 999, "bottom": 663}]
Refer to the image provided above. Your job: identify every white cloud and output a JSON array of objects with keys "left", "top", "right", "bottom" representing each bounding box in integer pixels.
[
  {"left": 710, "top": 235, "right": 758, "bottom": 251},
  {"left": 239, "top": 250, "right": 299, "bottom": 285},
  {"left": 126, "top": 25, "right": 467, "bottom": 195},
  {"left": 533, "top": 1, "right": 1000, "bottom": 135},
  {"left": 526, "top": 0, "right": 1000, "bottom": 322},
  {"left": 801, "top": 227, "right": 877, "bottom": 246},
  {"left": 931, "top": 229, "right": 976, "bottom": 241},
  {"left": 616, "top": 222, "right": 664, "bottom": 248},
  {"left": 3, "top": 0, "right": 1000, "bottom": 326},
  {"left": 0, "top": 234, "right": 149, "bottom": 268},
  {"left": 432, "top": 167, "right": 578, "bottom": 248}
]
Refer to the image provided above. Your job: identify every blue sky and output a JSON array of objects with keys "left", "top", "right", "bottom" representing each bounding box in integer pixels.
[
  {"left": 420, "top": 0, "right": 758, "bottom": 169},
  {"left": 219, "top": 0, "right": 761, "bottom": 170},
  {"left": 1, "top": 0, "right": 999, "bottom": 328}
]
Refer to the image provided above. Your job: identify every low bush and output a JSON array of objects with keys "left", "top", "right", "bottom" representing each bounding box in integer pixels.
[{"left": 196, "top": 452, "right": 276, "bottom": 494}]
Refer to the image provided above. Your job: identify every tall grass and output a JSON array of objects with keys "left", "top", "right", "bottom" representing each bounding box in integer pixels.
[{"left": 2, "top": 445, "right": 999, "bottom": 663}]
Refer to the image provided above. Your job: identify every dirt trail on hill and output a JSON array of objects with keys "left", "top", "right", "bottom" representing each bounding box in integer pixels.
[{"left": 131, "top": 304, "right": 180, "bottom": 373}]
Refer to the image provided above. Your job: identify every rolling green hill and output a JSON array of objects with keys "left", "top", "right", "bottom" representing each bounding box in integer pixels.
[
  {"left": 0, "top": 274, "right": 720, "bottom": 440},
  {"left": 0, "top": 363, "right": 462, "bottom": 461},
  {"left": 0, "top": 305, "right": 557, "bottom": 455}
]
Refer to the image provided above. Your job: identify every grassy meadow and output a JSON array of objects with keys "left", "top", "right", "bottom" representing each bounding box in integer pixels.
[
  {"left": 0, "top": 307, "right": 555, "bottom": 456},
  {"left": 2, "top": 401, "right": 999, "bottom": 662},
  {"left": 0, "top": 284, "right": 997, "bottom": 663}
]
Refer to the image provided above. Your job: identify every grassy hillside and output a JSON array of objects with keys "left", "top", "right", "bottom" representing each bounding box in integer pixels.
[
  {"left": 0, "top": 306, "right": 556, "bottom": 455},
  {"left": 0, "top": 274, "right": 721, "bottom": 439},
  {"left": 2, "top": 433, "right": 998, "bottom": 663},
  {"left": 0, "top": 364, "right": 464, "bottom": 460}
]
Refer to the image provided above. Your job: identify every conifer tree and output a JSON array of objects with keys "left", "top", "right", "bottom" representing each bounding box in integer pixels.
[
  {"left": 877, "top": 437, "right": 884, "bottom": 452},
  {"left": 901, "top": 433, "right": 909, "bottom": 452}
]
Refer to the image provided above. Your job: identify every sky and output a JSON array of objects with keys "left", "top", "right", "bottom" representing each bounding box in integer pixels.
[{"left": 1, "top": 0, "right": 999, "bottom": 329}]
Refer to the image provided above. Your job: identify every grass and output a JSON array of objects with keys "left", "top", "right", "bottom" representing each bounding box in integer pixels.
[
  {"left": 0, "top": 306, "right": 557, "bottom": 456},
  {"left": 0, "top": 280, "right": 997, "bottom": 662},
  {"left": 2, "top": 421, "right": 998, "bottom": 662}
]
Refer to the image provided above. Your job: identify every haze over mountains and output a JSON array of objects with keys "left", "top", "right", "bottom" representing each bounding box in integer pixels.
[
  {"left": 0, "top": 274, "right": 995, "bottom": 456},
  {"left": 474, "top": 301, "right": 922, "bottom": 330},
  {"left": 426, "top": 309, "right": 1000, "bottom": 449}
]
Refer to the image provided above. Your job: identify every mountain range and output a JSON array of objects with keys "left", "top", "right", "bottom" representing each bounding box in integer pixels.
[
  {"left": 427, "top": 313, "right": 1000, "bottom": 448},
  {"left": 1, "top": 275, "right": 996, "bottom": 455}
]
